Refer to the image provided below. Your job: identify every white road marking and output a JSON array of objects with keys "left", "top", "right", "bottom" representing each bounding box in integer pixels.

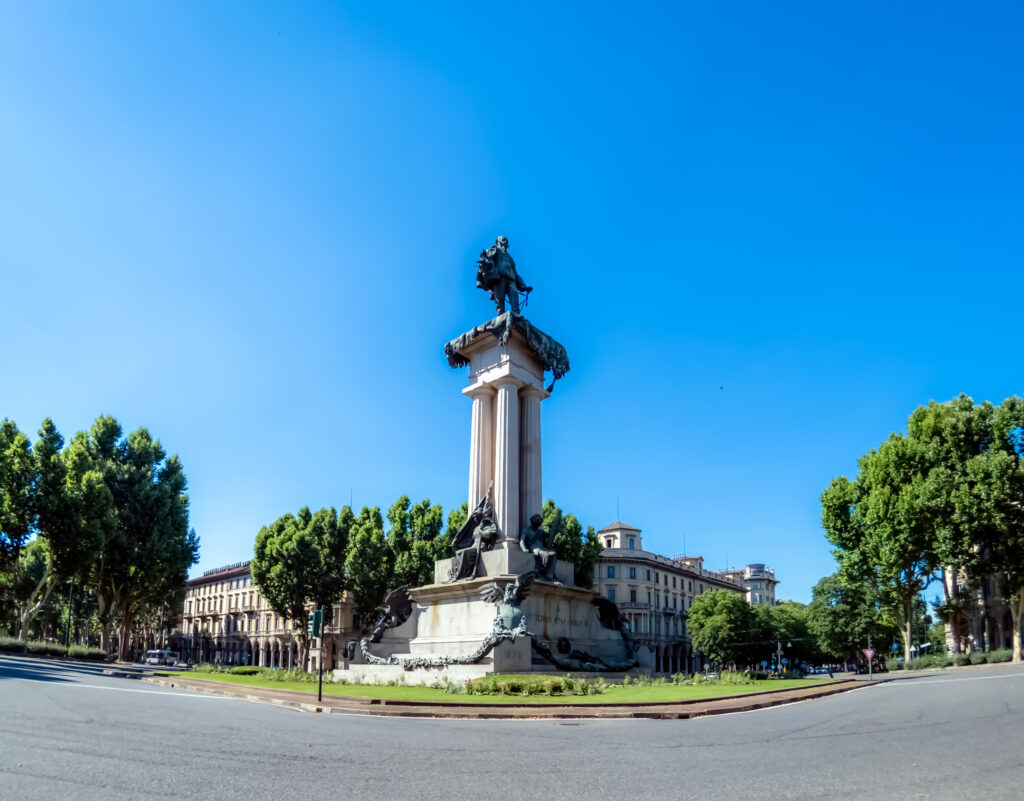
[
  {"left": 9, "top": 677, "right": 238, "bottom": 699},
  {"left": 882, "top": 672, "right": 1024, "bottom": 686}
]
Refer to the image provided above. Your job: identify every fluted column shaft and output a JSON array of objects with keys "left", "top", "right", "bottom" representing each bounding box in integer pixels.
[
  {"left": 519, "top": 388, "right": 543, "bottom": 529},
  {"left": 467, "top": 387, "right": 495, "bottom": 511},
  {"left": 493, "top": 380, "right": 521, "bottom": 546}
]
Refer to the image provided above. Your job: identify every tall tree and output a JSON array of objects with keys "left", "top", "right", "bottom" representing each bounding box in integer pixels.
[
  {"left": 821, "top": 433, "right": 936, "bottom": 662},
  {"left": 687, "top": 588, "right": 757, "bottom": 667},
  {"left": 77, "top": 416, "right": 196, "bottom": 657},
  {"left": 2, "top": 419, "right": 113, "bottom": 639},
  {"left": 387, "top": 496, "right": 446, "bottom": 589},
  {"left": 252, "top": 506, "right": 350, "bottom": 668},
  {"left": 343, "top": 506, "right": 391, "bottom": 630},
  {"left": 909, "top": 395, "right": 995, "bottom": 651},
  {"left": 540, "top": 499, "right": 602, "bottom": 588},
  {"left": 807, "top": 573, "right": 893, "bottom": 663},
  {"left": 0, "top": 419, "right": 38, "bottom": 636}
]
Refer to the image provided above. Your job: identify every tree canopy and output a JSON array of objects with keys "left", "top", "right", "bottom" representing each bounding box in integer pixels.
[
  {"left": 1, "top": 415, "right": 197, "bottom": 655},
  {"left": 821, "top": 394, "right": 1024, "bottom": 662}
]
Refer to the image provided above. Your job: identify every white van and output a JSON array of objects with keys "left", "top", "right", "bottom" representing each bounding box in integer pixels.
[{"left": 145, "top": 649, "right": 177, "bottom": 667}]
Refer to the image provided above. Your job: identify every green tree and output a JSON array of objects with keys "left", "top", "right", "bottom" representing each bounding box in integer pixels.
[
  {"left": 909, "top": 395, "right": 995, "bottom": 651},
  {"left": 252, "top": 506, "right": 350, "bottom": 668},
  {"left": 343, "top": 506, "right": 391, "bottom": 630},
  {"left": 821, "top": 433, "right": 936, "bottom": 663},
  {"left": 807, "top": 573, "right": 894, "bottom": 663},
  {"left": 540, "top": 499, "right": 602, "bottom": 589},
  {"left": 759, "top": 601, "right": 817, "bottom": 668},
  {"left": 2, "top": 419, "right": 114, "bottom": 639},
  {"left": 76, "top": 417, "right": 197, "bottom": 658},
  {"left": 687, "top": 588, "right": 757, "bottom": 667},
  {"left": 387, "top": 496, "right": 446, "bottom": 589}
]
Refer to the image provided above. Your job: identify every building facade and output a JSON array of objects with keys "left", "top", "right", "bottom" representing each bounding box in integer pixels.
[
  {"left": 592, "top": 522, "right": 753, "bottom": 674},
  {"left": 173, "top": 561, "right": 357, "bottom": 671},
  {"left": 942, "top": 569, "right": 1017, "bottom": 654},
  {"left": 718, "top": 563, "right": 779, "bottom": 605}
]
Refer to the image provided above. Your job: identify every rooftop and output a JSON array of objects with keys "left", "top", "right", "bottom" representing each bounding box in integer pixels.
[{"left": 597, "top": 521, "right": 642, "bottom": 533}]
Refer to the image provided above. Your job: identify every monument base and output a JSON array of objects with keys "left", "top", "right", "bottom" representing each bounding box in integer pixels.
[{"left": 333, "top": 572, "right": 633, "bottom": 683}]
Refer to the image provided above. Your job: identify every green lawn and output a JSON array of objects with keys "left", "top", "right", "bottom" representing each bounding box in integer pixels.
[{"left": 173, "top": 672, "right": 827, "bottom": 705}]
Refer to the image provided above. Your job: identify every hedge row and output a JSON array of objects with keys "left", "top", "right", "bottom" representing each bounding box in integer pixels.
[{"left": 0, "top": 637, "right": 107, "bottom": 661}]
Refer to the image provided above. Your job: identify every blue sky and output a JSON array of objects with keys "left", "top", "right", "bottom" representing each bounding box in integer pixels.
[{"left": 2, "top": 2, "right": 1021, "bottom": 602}]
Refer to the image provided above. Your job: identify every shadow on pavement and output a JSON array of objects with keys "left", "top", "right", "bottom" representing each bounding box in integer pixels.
[{"left": 0, "top": 654, "right": 133, "bottom": 683}]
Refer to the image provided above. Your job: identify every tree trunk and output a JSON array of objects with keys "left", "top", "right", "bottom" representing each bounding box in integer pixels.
[
  {"left": 940, "top": 569, "right": 961, "bottom": 654},
  {"left": 904, "top": 596, "right": 913, "bottom": 663},
  {"left": 17, "top": 570, "right": 56, "bottom": 640},
  {"left": 117, "top": 612, "right": 133, "bottom": 662},
  {"left": 1012, "top": 597, "right": 1022, "bottom": 664}
]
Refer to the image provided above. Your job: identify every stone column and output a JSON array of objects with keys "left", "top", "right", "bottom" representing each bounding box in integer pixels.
[
  {"left": 466, "top": 386, "right": 495, "bottom": 511},
  {"left": 519, "top": 388, "right": 543, "bottom": 528},
  {"left": 493, "top": 379, "right": 520, "bottom": 546}
]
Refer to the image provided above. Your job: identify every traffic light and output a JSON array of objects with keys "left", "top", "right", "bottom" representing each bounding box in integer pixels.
[{"left": 312, "top": 607, "right": 323, "bottom": 638}]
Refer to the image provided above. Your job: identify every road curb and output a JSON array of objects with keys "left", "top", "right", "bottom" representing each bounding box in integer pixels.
[{"left": 140, "top": 676, "right": 869, "bottom": 720}]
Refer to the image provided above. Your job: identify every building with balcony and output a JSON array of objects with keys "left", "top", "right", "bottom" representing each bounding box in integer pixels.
[
  {"left": 174, "top": 561, "right": 357, "bottom": 671},
  {"left": 718, "top": 563, "right": 779, "bottom": 606},
  {"left": 592, "top": 522, "right": 748, "bottom": 674}
]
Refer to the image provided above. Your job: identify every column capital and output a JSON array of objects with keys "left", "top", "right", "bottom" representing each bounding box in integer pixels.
[
  {"left": 463, "top": 383, "right": 497, "bottom": 399},
  {"left": 519, "top": 386, "right": 549, "bottom": 401}
]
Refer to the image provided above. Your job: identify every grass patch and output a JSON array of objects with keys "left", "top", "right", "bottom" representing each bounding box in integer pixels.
[{"left": 179, "top": 671, "right": 824, "bottom": 704}]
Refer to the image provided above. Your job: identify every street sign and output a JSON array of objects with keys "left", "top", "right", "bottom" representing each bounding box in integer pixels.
[
  {"left": 863, "top": 648, "right": 876, "bottom": 660},
  {"left": 761, "top": 660, "right": 767, "bottom": 667},
  {"left": 891, "top": 643, "right": 899, "bottom": 651},
  {"left": 781, "top": 658, "right": 790, "bottom": 666}
]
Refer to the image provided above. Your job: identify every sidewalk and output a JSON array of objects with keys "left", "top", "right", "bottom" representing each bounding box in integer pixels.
[{"left": 141, "top": 674, "right": 872, "bottom": 719}]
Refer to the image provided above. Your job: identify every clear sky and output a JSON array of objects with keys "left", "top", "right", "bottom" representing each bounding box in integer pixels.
[{"left": 2, "top": 2, "right": 1021, "bottom": 603}]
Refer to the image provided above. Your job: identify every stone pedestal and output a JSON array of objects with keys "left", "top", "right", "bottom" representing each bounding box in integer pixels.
[{"left": 336, "top": 577, "right": 630, "bottom": 682}]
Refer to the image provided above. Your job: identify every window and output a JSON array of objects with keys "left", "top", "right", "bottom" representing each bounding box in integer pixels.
[
  {"left": 664, "top": 594, "right": 669, "bottom": 608},
  {"left": 606, "top": 538, "right": 613, "bottom": 548},
  {"left": 629, "top": 567, "right": 636, "bottom": 580},
  {"left": 607, "top": 566, "right": 615, "bottom": 578},
  {"left": 673, "top": 597, "right": 677, "bottom": 609},
  {"left": 655, "top": 595, "right": 660, "bottom": 608},
  {"left": 672, "top": 576, "right": 676, "bottom": 588},
  {"left": 647, "top": 591, "right": 652, "bottom": 605},
  {"left": 608, "top": 588, "right": 616, "bottom": 603},
  {"left": 628, "top": 538, "right": 635, "bottom": 549},
  {"left": 689, "top": 580, "right": 693, "bottom": 592},
  {"left": 630, "top": 589, "right": 637, "bottom": 603},
  {"left": 646, "top": 570, "right": 651, "bottom": 581}
]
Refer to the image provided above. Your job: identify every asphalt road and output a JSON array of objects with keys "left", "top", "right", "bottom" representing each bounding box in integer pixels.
[{"left": 1, "top": 655, "right": 1021, "bottom": 801}]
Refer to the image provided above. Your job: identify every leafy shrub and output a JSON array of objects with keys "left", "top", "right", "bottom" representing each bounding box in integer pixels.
[
  {"left": 461, "top": 674, "right": 604, "bottom": 697},
  {"left": 0, "top": 637, "right": 27, "bottom": 654},
  {"left": 907, "top": 654, "right": 952, "bottom": 670},
  {"left": 26, "top": 641, "right": 68, "bottom": 657},
  {"left": 191, "top": 662, "right": 222, "bottom": 673},
  {"left": 261, "top": 667, "right": 317, "bottom": 682},
  {"left": 719, "top": 671, "right": 757, "bottom": 685},
  {"left": 953, "top": 654, "right": 971, "bottom": 667},
  {"left": 968, "top": 652, "right": 988, "bottom": 665},
  {"left": 988, "top": 648, "right": 1012, "bottom": 663},
  {"left": 69, "top": 645, "right": 108, "bottom": 661},
  {"left": 229, "top": 666, "right": 261, "bottom": 675}
]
